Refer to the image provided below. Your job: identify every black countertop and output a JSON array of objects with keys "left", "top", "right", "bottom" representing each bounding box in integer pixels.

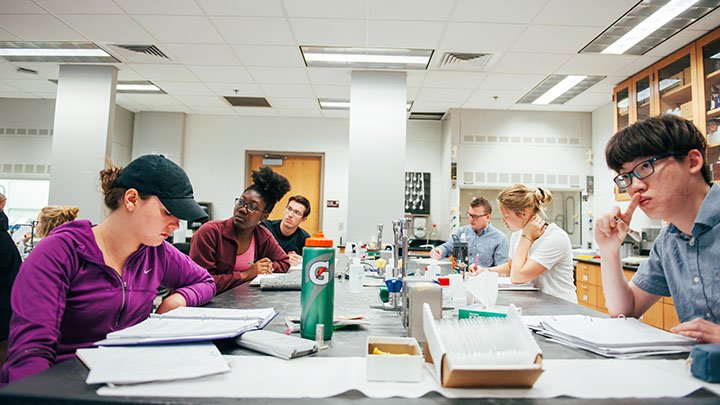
[{"left": 0, "top": 279, "right": 713, "bottom": 404}]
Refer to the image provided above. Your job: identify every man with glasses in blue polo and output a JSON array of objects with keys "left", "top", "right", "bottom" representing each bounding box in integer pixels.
[
  {"left": 430, "top": 196, "right": 509, "bottom": 269},
  {"left": 595, "top": 114, "right": 720, "bottom": 343}
]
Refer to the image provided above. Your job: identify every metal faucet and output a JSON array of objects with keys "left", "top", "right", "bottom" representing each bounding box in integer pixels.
[{"left": 376, "top": 224, "right": 383, "bottom": 252}]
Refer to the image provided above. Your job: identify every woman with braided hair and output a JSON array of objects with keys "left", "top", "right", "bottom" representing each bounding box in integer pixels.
[{"left": 191, "top": 167, "right": 291, "bottom": 294}]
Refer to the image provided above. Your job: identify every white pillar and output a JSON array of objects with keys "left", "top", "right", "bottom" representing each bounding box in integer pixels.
[
  {"left": 346, "top": 71, "right": 407, "bottom": 244},
  {"left": 49, "top": 65, "right": 117, "bottom": 223}
]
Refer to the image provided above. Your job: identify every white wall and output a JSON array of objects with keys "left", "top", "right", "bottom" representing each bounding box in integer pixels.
[
  {"left": 112, "top": 106, "right": 134, "bottom": 167},
  {"left": 591, "top": 102, "right": 660, "bottom": 250},
  {"left": 132, "top": 112, "right": 185, "bottom": 163},
  {"left": 183, "top": 115, "right": 443, "bottom": 243},
  {"left": 0, "top": 98, "right": 56, "bottom": 175}
]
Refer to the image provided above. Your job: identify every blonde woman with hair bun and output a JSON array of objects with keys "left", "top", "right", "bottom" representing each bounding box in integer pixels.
[
  {"left": 474, "top": 184, "right": 576, "bottom": 303},
  {"left": 35, "top": 205, "right": 80, "bottom": 238}
]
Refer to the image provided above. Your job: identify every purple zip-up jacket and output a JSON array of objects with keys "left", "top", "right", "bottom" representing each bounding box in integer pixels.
[{"left": 0, "top": 220, "right": 216, "bottom": 383}]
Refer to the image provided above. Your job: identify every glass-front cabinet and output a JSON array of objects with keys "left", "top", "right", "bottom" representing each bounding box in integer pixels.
[
  {"left": 614, "top": 79, "right": 631, "bottom": 131},
  {"left": 656, "top": 45, "right": 696, "bottom": 123},
  {"left": 633, "top": 68, "right": 655, "bottom": 122},
  {"left": 697, "top": 29, "right": 720, "bottom": 183}
]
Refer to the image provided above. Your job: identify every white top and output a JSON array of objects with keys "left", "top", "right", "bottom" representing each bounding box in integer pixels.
[{"left": 509, "top": 223, "right": 577, "bottom": 303}]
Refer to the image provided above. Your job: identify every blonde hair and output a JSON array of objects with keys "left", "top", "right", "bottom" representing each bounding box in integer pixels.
[
  {"left": 497, "top": 184, "right": 553, "bottom": 217},
  {"left": 37, "top": 205, "right": 79, "bottom": 237}
]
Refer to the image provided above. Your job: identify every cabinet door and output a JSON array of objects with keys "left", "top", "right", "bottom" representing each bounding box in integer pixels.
[
  {"left": 663, "top": 303, "right": 680, "bottom": 331},
  {"left": 640, "top": 302, "right": 664, "bottom": 329},
  {"left": 656, "top": 45, "right": 696, "bottom": 123},
  {"left": 696, "top": 30, "right": 720, "bottom": 183},
  {"left": 633, "top": 67, "right": 656, "bottom": 122},
  {"left": 614, "top": 79, "right": 631, "bottom": 132},
  {"left": 576, "top": 282, "right": 597, "bottom": 308}
]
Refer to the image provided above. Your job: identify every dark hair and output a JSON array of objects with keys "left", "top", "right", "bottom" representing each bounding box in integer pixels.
[
  {"left": 244, "top": 166, "right": 291, "bottom": 213},
  {"left": 99, "top": 164, "right": 150, "bottom": 210},
  {"left": 470, "top": 196, "right": 492, "bottom": 215},
  {"left": 288, "top": 195, "right": 311, "bottom": 218},
  {"left": 606, "top": 115, "right": 712, "bottom": 185}
]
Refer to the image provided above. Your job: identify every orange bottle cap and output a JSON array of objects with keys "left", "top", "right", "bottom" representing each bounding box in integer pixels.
[{"left": 305, "top": 230, "right": 333, "bottom": 247}]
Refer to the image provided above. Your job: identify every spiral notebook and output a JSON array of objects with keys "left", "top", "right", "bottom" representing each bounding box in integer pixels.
[{"left": 95, "top": 307, "right": 277, "bottom": 346}]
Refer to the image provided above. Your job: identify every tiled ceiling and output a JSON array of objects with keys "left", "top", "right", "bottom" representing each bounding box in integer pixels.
[{"left": 0, "top": 0, "right": 719, "bottom": 118}]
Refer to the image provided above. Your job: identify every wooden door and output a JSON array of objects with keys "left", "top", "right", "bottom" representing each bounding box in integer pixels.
[{"left": 246, "top": 153, "right": 323, "bottom": 235}]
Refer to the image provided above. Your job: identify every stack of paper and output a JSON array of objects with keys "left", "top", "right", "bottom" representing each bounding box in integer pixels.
[
  {"left": 95, "top": 307, "right": 277, "bottom": 346},
  {"left": 524, "top": 315, "right": 696, "bottom": 358},
  {"left": 497, "top": 277, "right": 537, "bottom": 291},
  {"left": 77, "top": 343, "right": 230, "bottom": 385}
]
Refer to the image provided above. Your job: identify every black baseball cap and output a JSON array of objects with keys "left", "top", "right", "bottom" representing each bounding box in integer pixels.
[{"left": 114, "top": 154, "right": 208, "bottom": 223}]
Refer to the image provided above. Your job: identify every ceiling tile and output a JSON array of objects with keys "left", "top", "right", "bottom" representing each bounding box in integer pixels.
[
  {"left": 163, "top": 44, "right": 241, "bottom": 65},
  {"left": 558, "top": 104, "right": 603, "bottom": 112},
  {"left": 247, "top": 67, "right": 309, "bottom": 84},
  {"left": 232, "top": 45, "right": 304, "bottom": 67},
  {"left": 312, "top": 84, "right": 349, "bottom": 98},
  {"left": 321, "top": 109, "right": 349, "bottom": 118},
  {"left": 0, "top": 14, "right": 86, "bottom": 41},
  {"left": 367, "top": 20, "right": 446, "bottom": 48},
  {"left": 212, "top": 17, "right": 295, "bottom": 45},
  {"left": 0, "top": 91, "right": 36, "bottom": 98},
  {"left": 284, "top": 0, "right": 368, "bottom": 19},
  {"left": 115, "top": 67, "right": 146, "bottom": 81},
  {"left": 127, "top": 94, "right": 186, "bottom": 107},
  {"left": 268, "top": 97, "right": 318, "bottom": 109},
  {"left": 476, "top": 73, "right": 545, "bottom": 92},
  {"left": 205, "top": 82, "right": 263, "bottom": 97},
  {"left": 452, "top": 0, "right": 547, "bottom": 24},
  {"left": 3, "top": 79, "right": 57, "bottom": 92},
  {"left": 555, "top": 54, "right": 640, "bottom": 76},
  {"left": 492, "top": 53, "right": 573, "bottom": 74},
  {"left": 276, "top": 108, "right": 322, "bottom": 118},
  {"left": 407, "top": 87, "right": 420, "bottom": 99},
  {"left": 261, "top": 84, "right": 314, "bottom": 98},
  {"left": 133, "top": 16, "right": 223, "bottom": 44},
  {"left": 587, "top": 76, "right": 628, "bottom": 94},
  {"left": 406, "top": 70, "right": 427, "bottom": 87},
  {"left": 30, "top": 91, "right": 57, "bottom": 99},
  {"left": 60, "top": 14, "right": 155, "bottom": 43},
  {"left": 0, "top": 27, "right": 21, "bottom": 41},
  {"left": 441, "top": 23, "right": 526, "bottom": 52},
  {"left": 0, "top": 62, "right": 20, "bottom": 79},
  {"left": 191, "top": 106, "right": 237, "bottom": 115},
  {"left": 5, "top": 62, "right": 59, "bottom": 80},
  {"left": 291, "top": 19, "right": 367, "bottom": 47},
  {"left": 308, "top": 68, "right": 351, "bottom": 85},
  {"left": 174, "top": 95, "right": 226, "bottom": 108},
  {"left": 509, "top": 103, "right": 561, "bottom": 112},
  {"left": 369, "top": 0, "right": 454, "bottom": 21},
  {"left": 113, "top": 0, "right": 203, "bottom": 15},
  {"left": 234, "top": 107, "right": 279, "bottom": 116},
  {"left": 564, "top": 91, "right": 612, "bottom": 106},
  {"left": 423, "top": 71, "right": 487, "bottom": 89},
  {"left": 154, "top": 81, "right": 214, "bottom": 96},
  {"left": 511, "top": 25, "right": 603, "bottom": 54},
  {"left": 128, "top": 64, "right": 198, "bottom": 81},
  {"left": 197, "top": 0, "right": 284, "bottom": 17},
  {"left": 35, "top": 0, "right": 125, "bottom": 14},
  {"left": 612, "top": 56, "right": 661, "bottom": 77},
  {"left": 417, "top": 87, "right": 473, "bottom": 102},
  {"left": 464, "top": 89, "right": 526, "bottom": 109},
  {"left": 410, "top": 101, "right": 454, "bottom": 111},
  {"left": 0, "top": 81, "right": 23, "bottom": 91},
  {"left": 187, "top": 65, "right": 254, "bottom": 82},
  {"left": 533, "top": 0, "right": 637, "bottom": 27},
  {"left": 688, "top": 7, "right": 720, "bottom": 30},
  {"left": 1, "top": 0, "right": 46, "bottom": 13}
]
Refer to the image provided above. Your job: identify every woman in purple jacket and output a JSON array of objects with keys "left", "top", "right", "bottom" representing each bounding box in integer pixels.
[
  {"left": 190, "top": 167, "right": 291, "bottom": 294},
  {"left": 0, "top": 154, "right": 216, "bottom": 383}
]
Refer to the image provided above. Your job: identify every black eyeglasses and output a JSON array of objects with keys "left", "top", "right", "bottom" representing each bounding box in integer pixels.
[
  {"left": 234, "top": 198, "right": 263, "bottom": 213},
  {"left": 613, "top": 153, "right": 679, "bottom": 189}
]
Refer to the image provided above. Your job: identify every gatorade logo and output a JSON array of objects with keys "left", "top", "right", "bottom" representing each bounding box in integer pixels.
[{"left": 309, "top": 261, "right": 330, "bottom": 285}]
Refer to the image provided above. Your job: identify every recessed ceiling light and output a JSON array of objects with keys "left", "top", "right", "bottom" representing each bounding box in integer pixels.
[
  {"left": 0, "top": 41, "right": 117, "bottom": 63},
  {"left": 116, "top": 81, "right": 164, "bottom": 94},
  {"left": 318, "top": 98, "right": 413, "bottom": 110},
  {"left": 302, "top": 46, "right": 432, "bottom": 70},
  {"left": 581, "top": 0, "right": 717, "bottom": 55},
  {"left": 518, "top": 75, "right": 606, "bottom": 105}
]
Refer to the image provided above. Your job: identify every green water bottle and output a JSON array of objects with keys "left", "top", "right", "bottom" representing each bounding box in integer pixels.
[{"left": 301, "top": 230, "right": 335, "bottom": 340}]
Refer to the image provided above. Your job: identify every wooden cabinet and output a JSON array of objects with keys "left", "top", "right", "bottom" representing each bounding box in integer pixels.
[
  {"left": 696, "top": 29, "right": 720, "bottom": 183},
  {"left": 575, "top": 262, "right": 679, "bottom": 331}
]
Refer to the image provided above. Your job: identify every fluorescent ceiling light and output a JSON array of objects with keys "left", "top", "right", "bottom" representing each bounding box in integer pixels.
[
  {"left": 116, "top": 83, "right": 160, "bottom": 92},
  {"left": 0, "top": 48, "right": 109, "bottom": 57},
  {"left": 532, "top": 76, "right": 587, "bottom": 105},
  {"left": 302, "top": 46, "right": 432, "bottom": 70},
  {"left": 602, "top": 0, "right": 700, "bottom": 55},
  {"left": 319, "top": 98, "right": 413, "bottom": 110}
]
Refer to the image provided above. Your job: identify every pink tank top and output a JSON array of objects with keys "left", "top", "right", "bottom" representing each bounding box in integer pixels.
[{"left": 233, "top": 235, "right": 256, "bottom": 272}]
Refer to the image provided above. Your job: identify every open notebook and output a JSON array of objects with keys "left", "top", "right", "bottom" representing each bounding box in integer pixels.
[{"left": 95, "top": 307, "right": 277, "bottom": 346}]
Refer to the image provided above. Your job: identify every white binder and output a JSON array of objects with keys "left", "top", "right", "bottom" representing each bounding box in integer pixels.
[{"left": 236, "top": 330, "right": 318, "bottom": 360}]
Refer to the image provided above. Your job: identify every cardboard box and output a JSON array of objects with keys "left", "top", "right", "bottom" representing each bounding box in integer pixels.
[
  {"left": 422, "top": 304, "right": 543, "bottom": 388},
  {"left": 366, "top": 336, "right": 423, "bottom": 382},
  {"left": 680, "top": 101, "right": 693, "bottom": 119}
]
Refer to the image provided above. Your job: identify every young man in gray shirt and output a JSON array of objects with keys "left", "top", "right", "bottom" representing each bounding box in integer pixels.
[{"left": 595, "top": 115, "right": 719, "bottom": 343}]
